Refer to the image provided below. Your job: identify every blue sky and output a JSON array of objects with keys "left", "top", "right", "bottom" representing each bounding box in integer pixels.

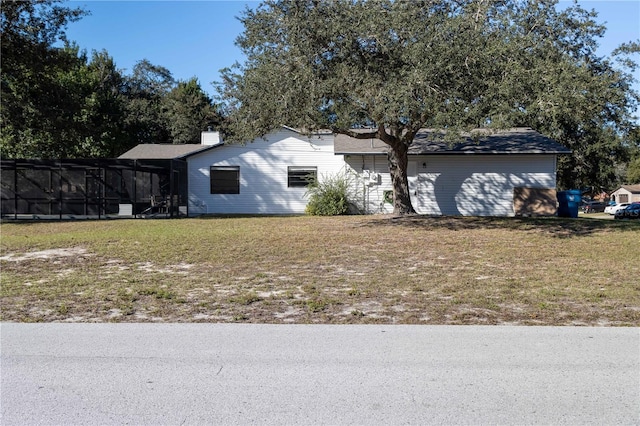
[{"left": 65, "top": 0, "right": 639, "bottom": 98}]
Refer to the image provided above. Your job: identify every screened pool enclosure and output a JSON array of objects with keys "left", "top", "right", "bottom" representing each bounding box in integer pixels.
[{"left": 1, "top": 159, "right": 188, "bottom": 220}]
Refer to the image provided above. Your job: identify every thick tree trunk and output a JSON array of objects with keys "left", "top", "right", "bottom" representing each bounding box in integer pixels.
[{"left": 387, "top": 143, "right": 416, "bottom": 216}]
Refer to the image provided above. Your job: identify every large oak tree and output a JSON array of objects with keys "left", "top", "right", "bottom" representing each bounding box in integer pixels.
[{"left": 218, "top": 0, "right": 638, "bottom": 214}]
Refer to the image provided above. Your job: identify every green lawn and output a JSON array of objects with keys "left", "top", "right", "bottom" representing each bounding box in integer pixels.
[{"left": 1, "top": 215, "right": 639, "bottom": 325}]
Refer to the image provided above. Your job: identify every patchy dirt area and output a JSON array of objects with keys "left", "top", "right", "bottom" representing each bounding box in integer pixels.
[
  {"left": 0, "top": 247, "right": 90, "bottom": 262},
  {"left": 2, "top": 216, "right": 639, "bottom": 325},
  {"left": 1, "top": 247, "right": 422, "bottom": 324}
]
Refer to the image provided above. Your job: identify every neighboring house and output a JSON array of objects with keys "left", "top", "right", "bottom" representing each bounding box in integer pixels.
[
  {"left": 610, "top": 185, "right": 640, "bottom": 204},
  {"left": 336, "top": 128, "right": 570, "bottom": 216}
]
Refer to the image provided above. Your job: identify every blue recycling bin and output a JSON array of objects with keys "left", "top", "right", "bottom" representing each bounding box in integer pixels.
[{"left": 557, "top": 190, "right": 581, "bottom": 218}]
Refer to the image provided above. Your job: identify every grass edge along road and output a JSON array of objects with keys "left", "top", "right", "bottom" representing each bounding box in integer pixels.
[{"left": 1, "top": 215, "right": 639, "bottom": 325}]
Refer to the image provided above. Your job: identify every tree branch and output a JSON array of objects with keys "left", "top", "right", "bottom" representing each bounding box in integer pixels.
[{"left": 330, "top": 127, "right": 378, "bottom": 139}]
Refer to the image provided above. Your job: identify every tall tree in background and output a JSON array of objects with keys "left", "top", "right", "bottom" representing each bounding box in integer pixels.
[
  {"left": 625, "top": 127, "right": 640, "bottom": 184},
  {"left": 77, "top": 50, "right": 131, "bottom": 157},
  {"left": 218, "top": 0, "right": 638, "bottom": 214},
  {"left": 627, "top": 158, "right": 640, "bottom": 184},
  {"left": 1, "top": 1, "right": 226, "bottom": 157},
  {"left": 0, "top": 0, "right": 88, "bottom": 157},
  {"left": 503, "top": 13, "right": 640, "bottom": 191},
  {"left": 164, "top": 78, "right": 223, "bottom": 144},
  {"left": 123, "top": 59, "right": 175, "bottom": 145}
]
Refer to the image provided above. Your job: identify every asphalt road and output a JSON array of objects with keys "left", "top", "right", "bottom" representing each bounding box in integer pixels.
[{"left": 1, "top": 324, "right": 638, "bottom": 425}]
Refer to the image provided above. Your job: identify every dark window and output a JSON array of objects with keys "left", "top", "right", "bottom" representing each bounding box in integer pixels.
[
  {"left": 210, "top": 166, "right": 240, "bottom": 194},
  {"left": 287, "top": 166, "right": 317, "bottom": 188}
]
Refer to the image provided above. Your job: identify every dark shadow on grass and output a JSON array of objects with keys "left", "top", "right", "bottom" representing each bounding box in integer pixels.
[{"left": 356, "top": 215, "right": 640, "bottom": 238}]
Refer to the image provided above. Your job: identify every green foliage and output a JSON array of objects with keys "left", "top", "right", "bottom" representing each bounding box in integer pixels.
[
  {"left": 626, "top": 158, "right": 640, "bottom": 184},
  {"left": 305, "top": 172, "right": 357, "bottom": 216},
  {"left": 1, "top": 1, "right": 224, "bottom": 158},
  {"left": 230, "top": 291, "right": 262, "bottom": 306},
  {"left": 163, "top": 78, "right": 223, "bottom": 144},
  {"left": 139, "top": 287, "right": 175, "bottom": 300},
  {"left": 1, "top": 0, "right": 87, "bottom": 158},
  {"left": 305, "top": 299, "right": 329, "bottom": 313},
  {"left": 218, "top": 0, "right": 639, "bottom": 214},
  {"left": 1, "top": 1, "right": 135, "bottom": 158},
  {"left": 1, "top": 44, "right": 135, "bottom": 158},
  {"left": 122, "top": 60, "right": 175, "bottom": 145},
  {"left": 622, "top": 129, "right": 640, "bottom": 185}
]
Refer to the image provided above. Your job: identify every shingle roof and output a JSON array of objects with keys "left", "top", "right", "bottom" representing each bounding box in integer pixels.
[
  {"left": 118, "top": 144, "right": 218, "bottom": 160},
  {"left": 334, "top": 127, "right": 570, "bottom": 155},
  {"left": 620, "top": 184, "right": 640, "bottom": 194}
]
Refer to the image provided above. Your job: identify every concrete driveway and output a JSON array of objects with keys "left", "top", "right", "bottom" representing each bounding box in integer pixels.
[{"left": 2, "top": 324, "right": 638, "bottom": 425}]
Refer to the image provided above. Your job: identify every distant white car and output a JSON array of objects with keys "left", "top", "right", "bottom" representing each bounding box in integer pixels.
[{"left": 605, "top": 203, "right": 630, "bottom": 215}]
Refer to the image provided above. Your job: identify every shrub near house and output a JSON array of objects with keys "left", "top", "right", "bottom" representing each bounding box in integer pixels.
[{"left": 305, "top": 173, "right": 355, "bottom": 216}]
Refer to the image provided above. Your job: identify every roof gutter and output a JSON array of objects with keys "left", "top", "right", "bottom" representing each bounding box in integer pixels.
[{"left": 335, "top": 150, "right": 571, "bottom": 156}]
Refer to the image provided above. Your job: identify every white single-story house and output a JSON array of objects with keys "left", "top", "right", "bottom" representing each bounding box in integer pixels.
[
  {"left": 120, "top": 126, "right": 345, "bottom": 215},
  {"left": 119, "top": 126, "right": 570, "bottom": 217},
  {"left": 610, "top": 185, "right": 640, "bottom": 204}
]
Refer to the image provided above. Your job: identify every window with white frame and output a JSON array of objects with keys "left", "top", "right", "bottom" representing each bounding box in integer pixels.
[
  {"left": 210, "top": 166, "right": 240, "bottom": 194},
  {"left": 287, "top": 166, "right": 317, "bottom": 187}
]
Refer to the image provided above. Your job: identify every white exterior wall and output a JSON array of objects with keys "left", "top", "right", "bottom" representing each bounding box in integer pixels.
[
  {"left": 186, "top": 129, "right": 345, "bottom": 215},
  {"left": 346, "top": 155, "right": 557, "bottom": 216},
  {"left": 611, "top": 188, "right": 640, "bottom": 204},
  {"left": 344, "top": 156, "right": 395, "bottom": 214}
]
